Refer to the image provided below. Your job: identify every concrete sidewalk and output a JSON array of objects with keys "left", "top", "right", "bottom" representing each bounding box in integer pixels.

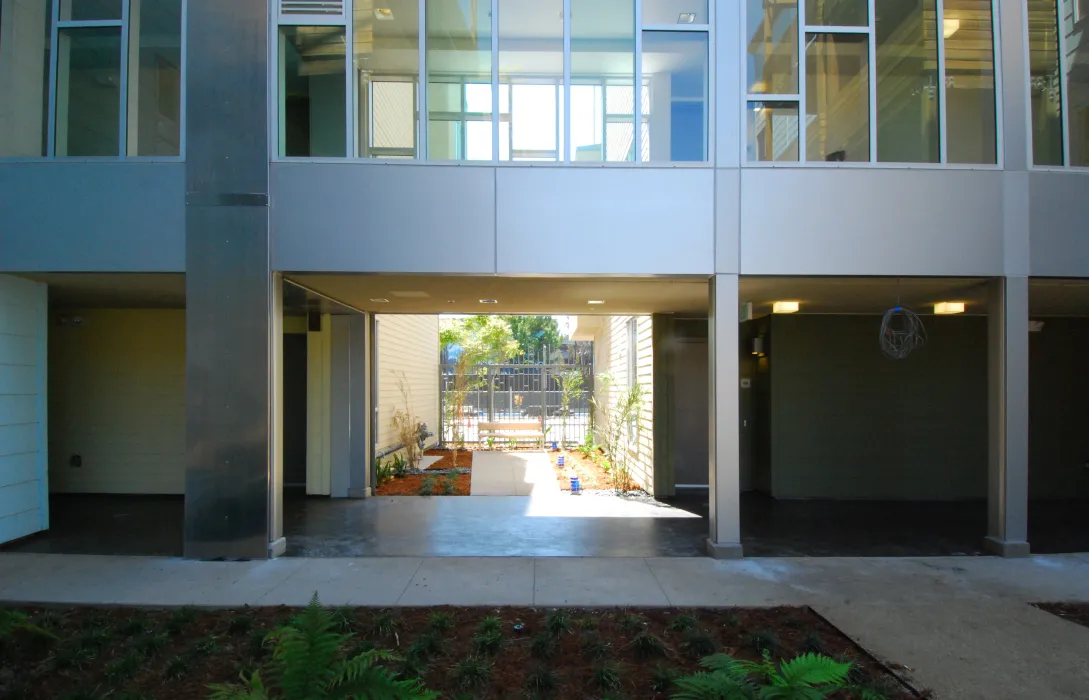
[
  {"left": 1, "top": 552, "right": 1088, "bottom": 699},
  {"left": 469, "top": 450, "right": 559, "bottom": 496}
]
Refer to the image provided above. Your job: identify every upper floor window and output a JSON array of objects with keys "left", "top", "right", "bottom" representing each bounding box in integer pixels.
[
  {"left": 274, "top": 0, "right": 710, "bottom": 162},
  {"left": 0, "top": 0, "right": 183, "bottom": 159},
  {"left": 745, "top": 0, "right": 997, "bottom": 165},
  {"left": 1028, "top": 0, "right": 1089, "bottom": 167}
]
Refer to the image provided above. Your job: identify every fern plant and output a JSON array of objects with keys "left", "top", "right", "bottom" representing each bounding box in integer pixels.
[
  {"left": 208, "top": 593, "right": 436, "bottom": 700},
  {"left": 671, "top": 651, "right": 853, "bottom": 700}
]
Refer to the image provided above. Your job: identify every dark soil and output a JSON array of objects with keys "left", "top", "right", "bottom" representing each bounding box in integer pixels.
[
  {"left": 375, "top": 473, "right": 470, "bottom": 496},
  {"left": 423, "top": 448, "right": 474, "bottom": 470},
  {"left": 1034, "top": 602, "right": 1089, "bottom": 629},
  {"left": 0, "top": 604, "right": 918, "bottom": 699}
]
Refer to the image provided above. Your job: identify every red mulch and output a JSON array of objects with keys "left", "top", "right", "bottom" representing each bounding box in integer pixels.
[
  {"left": 375, "top": 473, "right": 470, "bottom": 496},
  {"left": 1034, "top": 602, "right": 1089, "bottom": 629},
  {"left": 551, "top": 449, "right": 637, "bottom": 491},
  {"left": 0, "top": 605, "right": 920, "bottom": 700},
  {"left": 423, "top": 449, "right": 474, "bottom": 470}
]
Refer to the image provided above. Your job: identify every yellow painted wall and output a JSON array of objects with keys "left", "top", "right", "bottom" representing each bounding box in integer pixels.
[
  {"left": 376, "top": 315, "right": 440, "bottom": 455},
  {"left": 593, "top": 315, "right": 655, "bottom": 493},
  {"left": 48, "top": 309, "right": 185, "bottom": 494}
]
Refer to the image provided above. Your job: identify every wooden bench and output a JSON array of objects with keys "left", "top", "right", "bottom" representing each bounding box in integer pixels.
[{"left": 478, "top": 421, "right": 545, "bottom": 445}]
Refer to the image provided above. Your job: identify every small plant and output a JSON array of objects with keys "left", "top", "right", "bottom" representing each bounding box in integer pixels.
[
  {"left": 165, "top": 607, "right": 197, "bottom": 635},
  {"left": 391, "top": 453, "right": 410, "bottom": 478},
  {"left": 473, "top": 629, "right": 504, "bottom": 656},
  {"left": 54, "top": 644, "right": 97, "bottom": 670},
  {"left": 372, "top": 611, "right": 402, "bottom": 637},
  {"left": 133, "top": 632, "right": 169, "bottom": 658},
  {"left": 104, "top": 651, "right": 142, "bottom": 681},
  {"left": 329, "top": 606, "right": 357, "bottom": 633},
  {"left": 530, "top": 631, "right": 557, "bottom": 659},
  {"left": 439, "top": 475, "right": 458, "bottom": 495},
  {"left": 418, "top": 475, "right": 437, "bottom": 496},
  {"left": 397, "top": 650, "right": 430, "bottom": 680},
  {"left": 721, "top": 614, "right": 741, "bottom": 629},
  {"left": 592, "top": 663, "right": 623, "bottom": 692},
  {"left": 525, "top": 665, "right": 560, "bottom": 695},
  {"left": 477, "top": 615, "right": 502, "bottom": 635},
  {"left": 76, "top": 628, "right": 112, "bottom": 651},
  {"left": 745, "top": 628, "right": 779, "bottom": 655},
  {"left": 578, "top": 433, "right": 597, "bottom": 459},
  {"left": 228, "top": 614, "right": 254, "bottom": 635},
  {"left": 192, "top": 634, "right": 222, "bottom": 656},
  {"left": 803, "top": 630, "right": 824, "bottom": 655},
  {"left": 580, "top": 634, "right": 610, "bottom": 660},
  {"left": 408, "top": 631, "right": 444, "bottom": 660},
  {"left": 617, "top": 612, "right": 647, "bottom": 635},
  {"left": 486, "top": 436, "right": 496, "bottom": 450},
  {"left": 577, "top": 616, "right": 599, "bottom": 631},
  {"left": 164, "top": 655, "right": 189, "bottom": 680},
  {"left": 509, "top": 438, "right": 518, "bottom": 450},
  {"left": 545, "top": 609, "right": 572, "bottom": 637},
  {"left": 451, "top": 656, "right": 493, "bottom": 690},
  {"left": 428, "top": 610, "right": 455, "bottom": 634},
  {"left": 117, "top": 615, "right": 149, "bottom": 637},
  {"left": 671, "top": 651, "right": 853, "bottom": 700},
  {"left": 630, "top": 630, "right": 667, "bottom": 658},
  {"left": 652, "top": 664, "right": 680, "bottom": 693},
  {"left": 668, "top": 614, "right": 697, "bottom": 633},
  {"left": 681, "top": 628, "right": 717, "bottom": 657},
  {"left": 376, "top": 458, "right": 394, "bottom": 487}
]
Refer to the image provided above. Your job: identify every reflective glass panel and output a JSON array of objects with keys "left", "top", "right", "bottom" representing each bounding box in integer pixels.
[
  {"left": 61, "top": 0, "right": 122, "bottom": 21},
  {"left": 279, "top": 26, "right": 347, "bottom": 157},
  {"left": 1029, "top": 0, "right": 1062, "bottom": 165},
  {"left": 571, "top": 0, "right": 634, "bottom": 161},
  {"left": 943, "top": 0, "right": 996, "bottom": 164},
  {"left": 1063, "top": 0, "right": 1089, "bottom": 165},
  {"left": 130, "top": 0, "right": 182, "bottom": 156},
  {"left": 806, "top": 0, "right": 867, "bottom": 27},
  {"left": 427, "top": 0, "right": 492, "bottom": 160},
  {"left": 500, "top": 0, "right": 562, "bottom": 161},
  {"left": 355, "top": 0, "right": 418, "bottom": 157},
  {"left": 747, "top": 101, "right": 799, "bottom": 161},
  {"left": 875, "top": 0, "right": 939, "bottom": 163},
  {"left": 643, "top": 0, "right": 708, "bottom": 25},
  {"left": 0, "top": 0, "right": 52, "bottom": 156},
  {"left": 56, "top": 26, "right": 122, "bottom": 156},
  {"left": 805, "top": 33, "right": 869, "bottom": 162},
  {"left": 642, "top": 30, "right": 708, "bottom": 161},
  {"left": 746, "top": 0, "right": 799, "bottom": 94}
]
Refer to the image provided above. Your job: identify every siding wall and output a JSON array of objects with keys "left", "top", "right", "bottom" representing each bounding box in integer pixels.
[
  {"left": 0, "top": 275, "right": 47, "bottom": 543},
  {"left": 49, "top": 309, "right": 185, "bottom": 494},
  {"left": 376, "top": 315, "right": 440, "bottom": 455},
  {"left": 593, "top": 316, "right": 655, "bottom": 493}
]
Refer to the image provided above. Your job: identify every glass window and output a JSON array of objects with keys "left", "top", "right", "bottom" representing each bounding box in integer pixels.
[
  {"left": 875, "top": 0, "right": 939, "bottom": 163},
  {"left": 643, "top": 31, "right": 708, "bottom": 161},
  {"left": 279, "top": 26, "right": 346, "bottom": 158},
  {"left": 1028, "top": 0, "right": 1062, "bottom": 166},
  {"left": 355, "top": 0, "right": 418, "bottom": 158},
  {"left": 805, "top": 33, "right": 869, "bottom": 162},
  {"left": 643, "top": 0, "right": 708, "bottom": 25},
  {"left": 571, "top": 0, "right": 635, "bottom": 161},
  {"left": 806, "top": 0, "right": 867, "bottom": 27},
  {"left": 1064, "top": 0, "right": 1089, "bottom": 166},
  {"left": 129, "top": 0, "right": 182, "bottom": 156},
  {"left": 747, "top": 101, "right": 799, "bottom": 161},
  {"left": 427, "top": 0, "right": 493, "bottom": 160},
  {"left": 0, "top": 0, "right": 52, "bottom": 157},
  {"left": 943, "top": 0, "right": 996, "bottom": 164},
  {"left": 746, "top": 0, "right": 799, "bottom": 95},
  {"left": 61, "top": 0, "right": 122, "bottom": 21},
  {"left": 500, "top": 0, "right": 562, "bottom": 161},
  {"left": 55, "top": 26, "right": 122, "bottom": 156}
]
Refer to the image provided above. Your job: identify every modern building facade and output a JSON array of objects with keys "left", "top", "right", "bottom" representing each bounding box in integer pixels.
[{"left": 2, "top": 0, "right": 1089, "bottom": 560}]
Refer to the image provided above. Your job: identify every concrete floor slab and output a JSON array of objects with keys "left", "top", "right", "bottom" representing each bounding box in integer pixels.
[
  {"left": 397, "top": 557, "right": 535, "bottom": 606},
  {"left": 470, "top": 451, "right": 558, "bottom": 497},
  {"left": 645, "top": 558, "right": 808, "bottom": 606},
  {"left": 533, "top": 558, "right": 670, "bottom": 606},
  {"left": 257, "top": 557, "right": 424, "bottom": 606}
]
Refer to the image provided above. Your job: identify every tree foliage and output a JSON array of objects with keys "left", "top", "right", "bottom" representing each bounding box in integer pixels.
[{"left": 501, "top": 316, "right": 563, "bottom": 360}]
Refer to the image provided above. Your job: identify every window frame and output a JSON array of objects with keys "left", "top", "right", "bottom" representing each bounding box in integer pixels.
[{"left": 1027, "top": 0, "right": 1089, "bottom": 169}]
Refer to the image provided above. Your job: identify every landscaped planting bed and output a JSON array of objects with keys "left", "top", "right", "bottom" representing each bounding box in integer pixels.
[
  {"left": 550, "top": 449, "right": 640, "bottom": 493},
  {"left": 423, "top": 448, "right": 474, "bottom": 471},
  {"left": 374, "top": 473, "right": 471, "bottom": 496},
  {"left": 1034, "top": 602, "right": 1089, "bottom": 629},
  {"left": 0, "top": 604, "right": 919, "bottom": 699}
]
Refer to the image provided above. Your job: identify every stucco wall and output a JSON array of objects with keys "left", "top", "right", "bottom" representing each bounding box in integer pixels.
[
  {"left": 48, "top": 309, "right": 185, "bottom": 494},
  {"left": 376, "top": 315, "right": 440, "bottom": 456}
]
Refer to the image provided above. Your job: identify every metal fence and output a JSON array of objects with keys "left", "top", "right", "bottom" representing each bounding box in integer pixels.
[{"left": 440, "top": 361, "right": 594, "bottom": 448}]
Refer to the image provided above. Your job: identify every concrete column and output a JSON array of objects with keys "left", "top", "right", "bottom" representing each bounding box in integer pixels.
[
  {"left": 348, "top": 314, "right": 371, "bottom": 498},
  {"left": 707, "top": 274, "right": 742, "bottom": 558},
  {"left": 985, "top": 276, "right": 1031, "bottom": 557},
  {"left": 329, "top": 316, "right": 352, "bottom": 498}
]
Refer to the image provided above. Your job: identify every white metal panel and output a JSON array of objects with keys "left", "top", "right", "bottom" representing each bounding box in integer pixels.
[
  {"left": 1028, "top": 170, "right": 1089, "bottom": 277},
  {"left": 715, "top": 168, "right": 739, "bottom": 273}
]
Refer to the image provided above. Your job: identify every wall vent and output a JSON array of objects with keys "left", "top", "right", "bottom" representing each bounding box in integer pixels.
[{"left": 279, "top": 0, "right": 346, "bottom": 23}]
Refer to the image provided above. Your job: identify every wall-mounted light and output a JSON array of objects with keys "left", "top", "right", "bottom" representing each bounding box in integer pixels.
[
  {"left": 1029, "top": 320, "right": 1045, "bottom": 332},
  {"left": 751, "top": 337, "right": 765, "bottom": 356},
  {"left": 943, "top": 18, "right": 960, "bottom": 38},
  {"left": 772, "top": 300, "right": 800, "bottom": 314},
  {"left": 934, "top": 301, "right": 965, "bottom": 315}
]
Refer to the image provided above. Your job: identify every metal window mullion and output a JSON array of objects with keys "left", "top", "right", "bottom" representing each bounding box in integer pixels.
[
  {"left": 798, "top": 0, "right": 807, "bottom": 160},
  {"left": 346, "top": 0, "right": 355, "bottom": 157},
  {"left": 179, "top": 0, "right": 188, "bottom": 158},
  {"left": 633, "top": 0, "right": 642, "bottom": 162},
  {"left": 1057, "top": 0, "right": 1072, "bottom": 165},
  {"left": 418, "top": 0, "right": 427, "bottom": 158},
  {"left": 867, "top": 0, "right": 876, "bottom": 162},
  {"left": 990, "top": 0, "right": 1004, "bottom": 167},
  {"left": 803, "top": 24, "right": 868, "bottom": 33},
  {"left": 642, "top": 23, "right": 710, "bottom": 31},
  {"left": 491, "top": 0, "right": 499, "bottom": 162},
  {"left": 937, "top": 0, "right": 948, "bottom": 162},
  {"left": 119, "top": 0, "right": 131, "bottom": 157},
  {"left": 47, "top": 0, "right": 61, "bottom": 157},
  {"left": 748, "top": 93, "right": 801, "bottom": 101},
  {"left": 705, "top": 0, "right": 714, "bottom": 162},
  {"left": 55, "top": 19, "right": 123, "bottom": 28},
  {"left": 563, "top": 0, "right": 570, "bottom": 162}
]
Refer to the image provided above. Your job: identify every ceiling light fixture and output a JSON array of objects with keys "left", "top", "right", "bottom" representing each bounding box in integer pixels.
[
  {"left": 479, "top": 299, "right": 498, "bottom": 304},
  {"left": 587, "top": 300, "right": 605, "bottom": 305},
  {"left": 370, "top": 298, "right": 389, "bottom": 303},
  {"left": 934, "top": 301, "right": 965, "bottom": 315},
  {"left": 772, "top": 301, "right": 800, "bottom": 314},
  {"left": 678, "top": 12, "right": 697, "bottom": 23},
  {"left": 446, "top": 299, "right": 457, "bottom": 304},
  {"left": 943, "top": 18, "right": 960, "bottom": 38},
  {"left": 374, "top": 8, "right": 394, "bottom": 20}
]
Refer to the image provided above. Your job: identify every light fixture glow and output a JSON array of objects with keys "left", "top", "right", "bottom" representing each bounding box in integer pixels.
[
  {"left": 678, "top": 12, "right": 697, "bottom": 23},
  {"left": 374, "top": 8, "right": 394, "bottom": 20},
  {"left": 934, "top": 301, "right": 965, "bottom": 315},
  {"left": 587, "top": 300, "right": 605, "bottom": 305},
  {"left": 370, "top": 298, "right": 389, "bottom": 303},
  {"left": 943, "top": 18, "right": 960, "bottom": 38},
  {"left": 479, "top": 299, "right": 498, "bottom": 304},
  {"left": 772, "top": 301, "right": 800, "bottom": 314}
]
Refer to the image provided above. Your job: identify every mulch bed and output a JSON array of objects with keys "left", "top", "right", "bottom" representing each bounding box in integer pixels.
[
  {"left": 550, "top": 449, "right": 638, "bottom": 492},
  {"left": 423, "top": 448, "right": 474, "bottom": 470},
  {"left": 374, "top": 473, "right": 471, "bottom": 496},
  {"left": 1034, "top": 602, "right": 1089, "bottom": 629},
  {"left": 0, "top": 604, "right": 919, "bottom": 699}
]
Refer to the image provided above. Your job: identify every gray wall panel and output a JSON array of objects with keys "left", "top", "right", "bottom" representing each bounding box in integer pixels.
[
  {"left": 270, "top": 164, "right": 496, "bottom": 273},
  {"left": 0, "top": 163, "right": 184, "bottom": 272},
  {"left": 715, "top": 169, "right": 740, "bottom": 273},
  {"left": 495, "top": 168, "right": 714, "bottom": 275},
  {"left": 1029, "top": 171, "right": 1089, "bottom": 278},
  {"left": 739, "top": 169, "right": 1005, "bottom": 276}
]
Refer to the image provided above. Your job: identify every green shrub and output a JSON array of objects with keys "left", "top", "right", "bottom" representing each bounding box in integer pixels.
[
  {"left": 592, "top": 663, "right": 623, "bottom": 692},
  {"left": 427, "top": 610, "right": 454, "bottom": 634},
  {"left": 670, "top": 651, "right": 853, "bottom": 700},
  {"left": 530, "top": 632, "right": 556, "bottom": 659},
  {"left": 580, "top": 634, "right": 610, "bottom": 660},
  {"left": 104, "top": 651, "right": 142, "bottom": 681},
  {"left": 477, "top": 615, "right": 502, "bottom": 635},
  {"left": 391, "top": 454, "right": 409, "bottom": 478},
  {"left": 630, "top": 631, "right": 667, "bottom": 658},
  {"left": 418, "top": 476, "right": 437, "bottom": 496},
  {"left": 526, "top": 665, "right": 560, "bottom": 695},
  {"left": 545, "top": 609, "right": 572, "bottom": 637},
  {"left": 681, "top": 628, "right": 717, "bottom": 658},
  {"left": 439, "top": 475, "right": 458, "bottom": 495},
  {"left": 667, "top": 614, "right": 696, "bottom": 633},
  {"left": 451, "top": 656, "right": 492, "bottom": 690},
  {"left": 228, "top": 615, "right": 254, "bottom": 635},
  {"left": 372, "top": 611, "right": 402, "bottom": 637},
  {"left": 652, "top": 664, "right": 680, "bottom": 693},
  {"left": 407, "top": 632, "right": 444, "bottom": 661},
  {"left": 473, "top": 629, "right": 504, "bottom": 656},
  {"left": 745, "top": 629, "right": 778, "bottom": 655},
  {"left": 617, "top": 613, "right": 646, "bottom": 635}
]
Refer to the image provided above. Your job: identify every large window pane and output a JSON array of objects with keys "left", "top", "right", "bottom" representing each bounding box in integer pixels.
[
  {"left": 571, "top": 0, "right": 634, "bottom": 161},
  {"left": 427, "top": 0, "right": 492, "bottom": 160},
  {"left": 747, "top": 101, "right": 800, "bottom": 160},
  {"left": 61, "top": 0, "right": 122, "bottom": 21},
  {"left": 1064, "top": 0, "right": 1089, "bottom": 166},
  {"left": 805, "top": 33, "right": 869, "bottom": 161},
  {"left": 875, "top": 0, "right": 939, "bottom": 163},
  {"left": 129, "top": 0, "right": 181, "bottom": 156},
  {"left": 500, "top": 0, "right": 562, "bottom": 161},
  {"left": 1028, "top": 0, "right": 1062, "bottom": 165},
  {"left": 943, "top": 0, "right": 996, "bottom": 164},
  {"left": 746, "top": 0, "right": 799, "bottom": 94},
  {"left": 279, "top": 26, "right": 346, "bottom": 157},
  {"left": 56, "top": 26, "right": 121, "bottom": 156},
  {"left": 643, "top": 31, "right": 708, "bottom": 161},
  {"left": 355, "top": 0, "right": 418, "bottom": 158},
  {"left": 806, "top": 0, "right": 867, "bottom": 27},
  {"left": 0, "top": 0, "right": 52, "bottom": 156},
  {"left": 643, "top": 0, "right": 708, "bottom": 25}
]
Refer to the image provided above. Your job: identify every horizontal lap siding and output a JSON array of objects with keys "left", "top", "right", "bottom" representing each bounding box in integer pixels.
[
  {"left": 377, "top": 315, "right": 440, "bottom": 455},
  {"left": 594, "top": 316, "right": 655, "bottom": 494}
]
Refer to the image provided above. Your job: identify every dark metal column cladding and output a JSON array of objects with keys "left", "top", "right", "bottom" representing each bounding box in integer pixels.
[{"left": 183, "top": 0, "right": 273, "bottom": 559}]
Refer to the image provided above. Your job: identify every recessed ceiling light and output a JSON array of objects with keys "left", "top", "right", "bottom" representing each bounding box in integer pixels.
[
  {"left": 587, "top": 300, "right": 605, "bottom": 305},
  {"left": 390, "top": 290, "right": 429, "bottom": 298},
  {"left": 446, "top": 299, "right": 457, "bottom": 304},
  {"left": 479, "top": 299, "right": 498, "bottom": 304},
  {"left": 943, "top": 18, "right": 959, "bottom": 38},
  {"left": 374, "top": 8, "right": 394, "bottom": 20},
  {"left": 772, "top": 300, "right": 800, "bottom": 314},
  {"left": 934, "top": 301, "right": 965, "bottom": 315},
  {"left": 370, "top": 298, "right": 389, "bottom": 303},
  {"left": 678, "top": 12, "right": 697, "bottom": 23}
]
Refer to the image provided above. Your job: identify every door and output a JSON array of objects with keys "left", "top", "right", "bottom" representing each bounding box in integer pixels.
[
  {"left": 673, "top": 338, "right": 709, "bottom": 486},
  {"left": 283, "top": 333, "right": 308, "bottom": 487}
]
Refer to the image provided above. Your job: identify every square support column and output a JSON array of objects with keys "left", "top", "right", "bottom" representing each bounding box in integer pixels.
[
  {"left": 707, "top": 274, "right": 743, "bottom": 558},
  {"left": 329, "top": 316, "right": 352, "bottom": 498},
  {"left": 348, "top": 314, "right": 372, "bottom": 498},
  {"left": 985, "top": 276, "right": 1030, "bottom": 557}
]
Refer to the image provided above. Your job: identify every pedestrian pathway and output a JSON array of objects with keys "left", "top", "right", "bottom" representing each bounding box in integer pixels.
[{"left": 469, "top": 450, "right": 560, "bottom": 496}]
